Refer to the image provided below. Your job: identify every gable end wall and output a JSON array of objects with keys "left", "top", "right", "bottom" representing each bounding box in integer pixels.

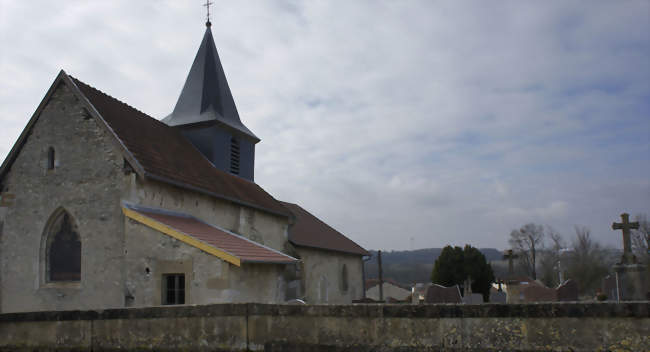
[{"left": 0, "top": 82, "right": 129, "bottom": 313}]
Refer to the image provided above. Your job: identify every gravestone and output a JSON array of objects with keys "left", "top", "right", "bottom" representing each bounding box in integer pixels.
[
  {"left": 461, "top": 277, "right": 484, "bottom": 304},
  {"left": 522, "top": 285, "right": 557, "bottom": 302},
  {"left": 601, "top": 275, "right": 619, "bottom": 301},
  {"left": 611, "top": 213, "right": 647, "bottom": 300},
  {"left": 463, "top": 293, "right": 484, "bottom": 304},
  {"left": 557, "top": 279, "right": 579, "bottom": 301},
  {"left": 490, "top": 290, "right": 506, "bottom": 303},
  {"left": 489, "top": 280, "right": 506, "bottom": 303},
  {"left": 425, "top": 284, "right": 462, "bottom": 303}
]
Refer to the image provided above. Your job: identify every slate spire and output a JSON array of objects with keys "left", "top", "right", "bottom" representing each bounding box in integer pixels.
[{"left": 163, "top": 25, "right": 259, "bottom": 142}]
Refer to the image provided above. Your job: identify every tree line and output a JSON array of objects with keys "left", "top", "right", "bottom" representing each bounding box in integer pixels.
[
  {"left": 506, "top": 213, "right": 649, "bottom": 296},
  {"left": 429, "top": 213, "right": 648, "bottom": 299}
]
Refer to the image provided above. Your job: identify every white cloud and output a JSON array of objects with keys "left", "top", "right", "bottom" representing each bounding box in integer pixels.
[{"left": 1, "top": 1, "right": 648, "bottom": 250}]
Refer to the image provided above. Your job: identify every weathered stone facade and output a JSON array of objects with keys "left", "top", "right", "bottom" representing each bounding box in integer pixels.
[
  {"left": 0, "top": 80, "right": 366, "bottom": 313},
  {"left": 124, "top": 217, "right": 287, "bottom": 306},
  {"left": 0, "top": 83, "right": 128, "bottom": 313},
  {"left": 126, "top": 177, "right": 290, "bottom": 253},
  {"left": 297, "top": 247, "right": 363, "bottom": 304}
]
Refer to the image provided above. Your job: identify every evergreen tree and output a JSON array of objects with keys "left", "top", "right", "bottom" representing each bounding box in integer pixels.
[{"left": 431, "top": 245, "right": 495, "bottom": 302}]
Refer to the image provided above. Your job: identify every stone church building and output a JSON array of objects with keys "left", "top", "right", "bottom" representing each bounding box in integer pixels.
[{"left": 0, "top": 23, "right": 368, "bottom": 313}]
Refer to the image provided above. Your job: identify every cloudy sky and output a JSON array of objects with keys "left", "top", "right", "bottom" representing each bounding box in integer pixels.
[{"left": 1, "top": 1, "right": 648, "bottom": 251}]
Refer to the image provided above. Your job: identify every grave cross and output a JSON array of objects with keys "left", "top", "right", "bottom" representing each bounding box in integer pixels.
[
  {"left": 503, "top": 249, "right": 518, "bottom": 276},
  {"left": 612, "top": 212, "right": 639, "bottom": 263}
]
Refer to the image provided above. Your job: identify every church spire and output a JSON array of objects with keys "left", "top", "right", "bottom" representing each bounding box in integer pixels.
[
  {"left": 163, "top": 21, "right": 259, "bottom": 181},
  {"left": 163, "top": 24, "right": 259, "bottom": 142}
]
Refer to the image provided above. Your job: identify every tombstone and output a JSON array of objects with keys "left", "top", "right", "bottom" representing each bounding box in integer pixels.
[
  {"left": 490, "top": 290, "right": 506, "bottom": 303},
  {"left": 353, "top": 297, "right": 378, "bottom": 303},
  {"left": 463, "top": 293, "right": 484, "bottom": 304},
  {"left": 489, "top": 281, "right": 506, "bottom": 303},
  {"left": 461, "top": 276, "right": 484, "bottom": 304},
  {"left": 411, "top": 283, "right": 428, "bottom": 304},
  {"left": 556, "top": 279, "right": 579, "bottom": 301},
  {"left": 611, "top": 213, "right": 647, "bottom": 301},
  {"left": 425, "top": 284, "right": 462, "bottom": 304},
  {"left": 286, "top": 298, "right": 306, "bottom": 305},
  {"left": 601, "top": 275, "right": 619, "bottom": 301},
  {"left": 522, "top": 285, "right": 557, "bottom": 302}
]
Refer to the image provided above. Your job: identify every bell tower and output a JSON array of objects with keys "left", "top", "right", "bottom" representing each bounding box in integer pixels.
[{"left": 163, "top": 21, "right": 259, "bottom": 181}]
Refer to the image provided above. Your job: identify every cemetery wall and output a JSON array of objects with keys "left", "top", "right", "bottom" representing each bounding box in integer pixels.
[{"left": 0, "top": 302, "right": 648, "bottom": 351}]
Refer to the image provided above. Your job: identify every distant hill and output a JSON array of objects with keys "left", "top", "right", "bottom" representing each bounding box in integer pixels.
[{"left": 364, "top": 248, "right": 503, "bottom": 286}]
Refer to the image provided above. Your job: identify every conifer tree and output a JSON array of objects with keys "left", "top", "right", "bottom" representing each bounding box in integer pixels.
[{"left": 431, "top": 245, "right": 495, "bottom": 301}]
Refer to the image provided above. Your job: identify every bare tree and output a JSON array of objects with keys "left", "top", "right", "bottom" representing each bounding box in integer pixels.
[
  {"left": 538, "top": 227, "right": 566, "bottom": 287},
  {"left": 566, "top": 226, "right": 610, "bottom": 296},
  {"left": 631, "top": 214, "right": 649, "bottom": 264},
  {"left": 509, "top": 223, "right": 545, "bottom": 280}
]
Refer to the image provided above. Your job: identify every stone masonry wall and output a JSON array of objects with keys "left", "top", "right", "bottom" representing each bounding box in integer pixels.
[
  {"left": 0, "top": 82, "right": 129, "bottom": 313},
  {"left": 124, "top": 217, "right": 287, "bottom": 306},
  {"left": 125, "top": 177, "right": 290, "bottom": 254},
  {"left": 296, "top": 247, "right": 364, "bottom": 304},
  {"left": 0, "top": 302, "right": 647, "bottom": 351}
]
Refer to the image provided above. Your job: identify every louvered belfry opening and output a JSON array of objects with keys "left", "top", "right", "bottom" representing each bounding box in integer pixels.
[{"left": 230, "top": 137, "right": 240, "bottom": 175}]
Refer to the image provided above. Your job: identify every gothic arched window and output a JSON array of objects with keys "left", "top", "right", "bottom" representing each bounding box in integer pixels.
[{"left": 45, "top": 210, "right": 81, "bottom": 282}]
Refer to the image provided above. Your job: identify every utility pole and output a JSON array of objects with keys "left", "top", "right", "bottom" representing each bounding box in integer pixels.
[{"left": 378, "top": 250, "right": 383, "bottom": 302}]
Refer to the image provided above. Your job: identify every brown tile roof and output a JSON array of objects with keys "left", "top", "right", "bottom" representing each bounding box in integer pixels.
[
  {"left": 281, "top": 201, "right": 369, "bottom": 256},
  {"left": 124, "top": 204, "right": 297, "bottom": 265},
  {"left": 69, "top": 76, "right": 289, "bottom": 218}
]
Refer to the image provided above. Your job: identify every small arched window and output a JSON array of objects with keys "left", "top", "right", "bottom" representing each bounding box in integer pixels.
[
  {"left": 47, "top": 147, "right": 55, "bottom": 170},
  {"left": 45, "top": 210, "right": 81, "bottom": 282},
  {"left": 341, "top": 264, "right": 349, "bottom": 293},
  {"left": 230, "top": 137, "right": 240, "bottom": 175}
]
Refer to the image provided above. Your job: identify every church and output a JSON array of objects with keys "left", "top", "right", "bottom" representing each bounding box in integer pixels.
[{"left": 0, "top": 20, "right": 368, "bottom": 313}]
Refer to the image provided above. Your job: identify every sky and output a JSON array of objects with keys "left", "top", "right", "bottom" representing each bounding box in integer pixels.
[{"left": 1, "top": 1, "right": 648, "bottom": 251}]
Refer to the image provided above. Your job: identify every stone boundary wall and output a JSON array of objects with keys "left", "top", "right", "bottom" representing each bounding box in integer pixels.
[{"left": 0, "top": 302, "right": 648, "bottom": 351}]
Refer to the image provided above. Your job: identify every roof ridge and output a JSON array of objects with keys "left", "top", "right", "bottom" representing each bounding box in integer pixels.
[{"left": 70, "top": 76, "right": 162, "bottom": 124}]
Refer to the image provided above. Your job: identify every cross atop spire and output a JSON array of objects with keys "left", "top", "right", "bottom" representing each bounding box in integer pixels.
[{"left": 204, "top": 0, "right": 213, "bottom": 27}]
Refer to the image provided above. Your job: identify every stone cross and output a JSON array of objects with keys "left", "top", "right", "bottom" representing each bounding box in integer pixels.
[
  {"left": 503, "top": 249, "right": 518, "bottom": 276},
  {"left": 612, "top": 213, "right": 639, "bottom": 263}
]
